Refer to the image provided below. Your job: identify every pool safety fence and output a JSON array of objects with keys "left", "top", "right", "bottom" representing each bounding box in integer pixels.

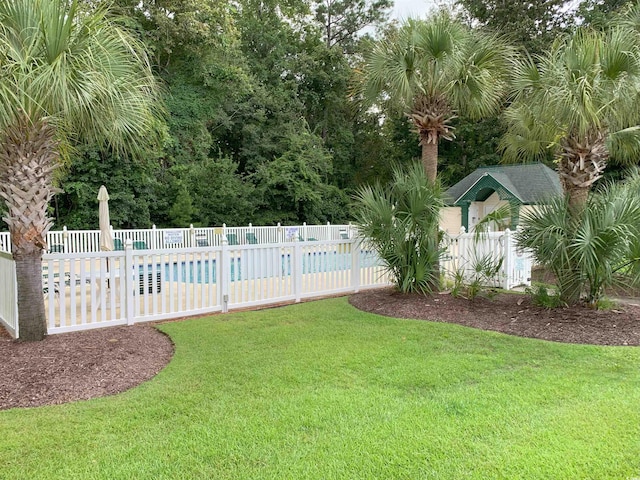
[
  {"left": 27, "top": 237, "right": 389, "bottom": 337},
  {"left": 1, "top": 227, "right": 532, "bottom": 339}
]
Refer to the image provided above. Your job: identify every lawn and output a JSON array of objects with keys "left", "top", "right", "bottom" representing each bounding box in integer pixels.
[{"left": 1, "top": 297, "right": 639, "bottom": 479}]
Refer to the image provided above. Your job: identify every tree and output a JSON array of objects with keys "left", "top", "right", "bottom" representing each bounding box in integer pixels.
[
  {"left": 575, "top": 0, "right": 632, "bottom": 29},
  {"left": 501, "top": 26, "right": 640, "bottom": 209},
  {"left": 456, "top": 0, "right": 569, "bottom": 54},
  {"left": 0, "top": 0, "right": 162, "bottom": 340},
  {"left": 358, "top": 12, "right": 511, "bottom": 183},
  {"left": 55, "top": 145, "right": 161, "bottom": 229},
  {"left": 312, "top": 0, "right": 391, "bottom": 52}
]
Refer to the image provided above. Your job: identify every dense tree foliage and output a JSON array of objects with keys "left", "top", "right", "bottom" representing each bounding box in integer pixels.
[
  {"left": 0, "top": 0, "right": 633, "bottom": 233},
  {"left": 456, "top": 0, "right": 569, "bottom": 54}
]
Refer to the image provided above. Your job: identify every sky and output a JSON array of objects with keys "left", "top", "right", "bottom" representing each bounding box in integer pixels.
[{"left": 391, "top": 0, "right": 438, "bottom": 20}]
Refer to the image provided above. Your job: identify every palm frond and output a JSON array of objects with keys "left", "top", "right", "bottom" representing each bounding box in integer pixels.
[
  {"left": 0, "top": 0, "right": 164, "bottom": 156},
  {"left": 352, "top": 162, "right": 443, "bottom": 294}
]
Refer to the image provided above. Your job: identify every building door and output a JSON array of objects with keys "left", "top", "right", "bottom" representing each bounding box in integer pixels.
[{"left": 468, "top": 202, "right": 483, "bottom": 231}]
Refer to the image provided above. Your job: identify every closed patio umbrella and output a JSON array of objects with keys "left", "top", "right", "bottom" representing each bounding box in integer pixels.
[{"left": 98, "top": 185, "right": 114, "bottom": 251}]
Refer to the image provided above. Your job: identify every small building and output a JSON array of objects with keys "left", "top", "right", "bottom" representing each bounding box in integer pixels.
[{"left": 441, "top": 163, "right": 562, "bottom": 233}]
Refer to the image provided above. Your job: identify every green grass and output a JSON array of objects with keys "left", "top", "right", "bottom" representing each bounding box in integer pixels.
[{"left": 1, "top": 297, "right": 639, "bottom": 479}]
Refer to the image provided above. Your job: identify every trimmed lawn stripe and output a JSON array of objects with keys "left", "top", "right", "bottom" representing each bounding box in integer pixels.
[{"left": 1, "top": 297, "right": 638, "bottom": 479}]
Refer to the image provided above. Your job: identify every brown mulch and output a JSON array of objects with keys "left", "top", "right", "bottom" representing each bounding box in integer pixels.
[
  {"left": 0, "top": 325, "right": 173, "bottom": 411},
  {"left": 349, "top": 288, "right": 640, "bottom": 347}
]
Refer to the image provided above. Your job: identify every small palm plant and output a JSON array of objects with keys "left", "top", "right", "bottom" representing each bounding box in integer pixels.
[
  {"left": 515, "top": 173, "right": 640, "bottom": 307},
  {"left": 352, "top": 162, "right": 443, "bottom": 294}
]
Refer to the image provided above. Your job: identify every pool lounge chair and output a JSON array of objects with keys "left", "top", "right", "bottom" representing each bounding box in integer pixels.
[
  {"left": 195, "top": 235, "right": 210, "bottom": 247},
  {"left": 225, "top": 233, "right": 239, "bottom": 245},
  {"left": 133, "top": 240, "right": 148, "bottom": 250},
  {"left": 246, "top": 232, "right": 258, "bottom": 244},
  {"left": 113, "top": 238, "right": 124, "bottom": 251}
]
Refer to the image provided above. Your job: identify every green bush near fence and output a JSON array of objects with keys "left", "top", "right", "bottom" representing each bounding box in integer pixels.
[{"left": 1, "top": 297, "right": 638, "bottom": 479}]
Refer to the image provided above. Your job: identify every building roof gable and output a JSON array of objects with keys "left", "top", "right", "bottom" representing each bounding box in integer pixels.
[{"left": 444, "top": 163, "right": 562, "bottom": 206}]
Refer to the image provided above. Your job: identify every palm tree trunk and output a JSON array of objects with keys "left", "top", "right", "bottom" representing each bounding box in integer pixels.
[
  {"left": 567, "top": 186, "right": 590, "bottom": 211},
  {"left": 0, "top": 115, "right": 59, "bottom": 341},
  {"left": 421, "top": 141, "right": 438, "bottom": 183},
  {"left": 14, "top": 251, "right": 48, "bottom": 340},
  {"left": 420, "top": 140, "right": 440, "bottom": 289}
]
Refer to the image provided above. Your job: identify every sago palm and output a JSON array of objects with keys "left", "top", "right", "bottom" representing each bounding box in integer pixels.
[
  {"left": 0, "top": 0, "right": 162, "bottom": 340},
  {"left": 353, "top": 162, "right": 443, "bottom": 294},
  {"left": 358, "top": 12, "right": 511, "bottom": 182},
  {"left": 501, "top": 26, "right": 640, "bottom": 209}
]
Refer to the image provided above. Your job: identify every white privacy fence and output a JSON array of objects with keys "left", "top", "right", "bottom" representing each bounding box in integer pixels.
[
  {"left": 0, "top": 252, "right": 18, "bottom": 338},
  {"left": 38, "top": 238, "right": 388, "bottom": 336},
  {"left": 440, "top": 228, "right": 533, "bottom": 290},
  {"left": 0, "top": 223, "right": 352, "bottom": 254}
]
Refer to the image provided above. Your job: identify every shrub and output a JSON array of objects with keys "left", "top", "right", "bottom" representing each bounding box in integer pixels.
[
  {"left": 353, "top": 163, "right": 443, "bottom": 294},
  {"left": 515, "top": 173, "right": 640, "bottom": 307}
]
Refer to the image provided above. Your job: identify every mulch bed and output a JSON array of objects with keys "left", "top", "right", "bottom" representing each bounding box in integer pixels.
[
  {"left": 0, "top": 325, "right": 173, "bottom": 411},
  {"left": 3, "top": 289, "right": 639, "bottom": 411},
  {"left": 349, "top": 288, "right": 640, "bottom": 346}
]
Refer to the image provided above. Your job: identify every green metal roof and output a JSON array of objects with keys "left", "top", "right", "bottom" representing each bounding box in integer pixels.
[{"left": 444, "top": 163, "right": 562, "bottom": 206}]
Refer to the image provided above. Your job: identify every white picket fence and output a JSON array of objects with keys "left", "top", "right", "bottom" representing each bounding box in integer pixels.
[
  {"left": 440, "top": 228, "right": 533, "bottom": 290},
  {"left": 34, "top": 238, "right": 388, "bottom": 336},
  {"left": 0, "top": 224, "right": 534, "bottom": 339},
  {"left": 0, "top": 223, "right": 352, "bottom": 254},
  {"left": 0, "top": 252, "right": 18, "bottom": 338}
]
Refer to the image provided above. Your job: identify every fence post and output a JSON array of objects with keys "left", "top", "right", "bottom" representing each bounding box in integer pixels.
[
  {"left": 124, "top": 239, "right": 135, "bottom": 325},
  {"left": 151, "top": 224, "right": 157, "bottom": 250},
  {"left": 351, "top": 238, "right": 361, "bottom": 293},
  {"left": 502, "top": 229, "right": 512, "bottom": 290},
  {"left": 292, "top": 237, "right": 302, "bottom": 302},
  {"left": 220, "top": 237, "right": 230, "bottom": 313}
]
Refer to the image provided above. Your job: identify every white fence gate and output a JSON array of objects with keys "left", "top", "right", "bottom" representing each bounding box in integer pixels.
[{"left": 440, "top": 228, "right": 533, "bottom": 290}]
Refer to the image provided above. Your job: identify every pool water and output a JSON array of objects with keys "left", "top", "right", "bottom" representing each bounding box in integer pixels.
[{"left": 142, "top": 251, "right": 379, "bottom": 284}]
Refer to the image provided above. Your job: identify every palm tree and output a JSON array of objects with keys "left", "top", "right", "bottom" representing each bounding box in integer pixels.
[
  {"left": 501, "top": 26, "right": 640, "bottom": 209},
  {"left": 358, "top": 12, "right": 511, "bottom": 182},
  {"left": 0, "top": 0, "right": 162, "bottom": 340}
]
